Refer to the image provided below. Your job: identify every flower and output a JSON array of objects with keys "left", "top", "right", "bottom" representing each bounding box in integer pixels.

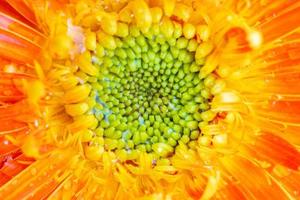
[{"left": 0, "top": 0, "right": 300, "bottom": 199}]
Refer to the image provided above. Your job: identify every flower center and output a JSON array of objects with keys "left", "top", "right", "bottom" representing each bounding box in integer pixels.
[{"left": 83, "top": 24, "right": 216, "bottom": 160}]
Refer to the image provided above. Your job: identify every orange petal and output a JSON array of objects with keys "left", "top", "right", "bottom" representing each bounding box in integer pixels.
[
  {"left": 0, "top": 172, "right": 11, "bottom": 187},
  {"left": 258, "top": 4, "right": 300, "bottom": 42},
  {"left": 0, "top": 136, "right": 19, "bottom": 155},
  {"left": 0, "top": 12, "right": 45, "bottom": 47},
  {"left": 0, "top": 154, "right": 32, "bottom": 178},
  {"left": 0, "top": 150, "right": 74, "bottom": 199},
  {"left": 251, "top": 133, "right": 300, "bottom": 170},
  {"left": 5, "top": 0, "right": 37, "bottom": 25},
  {"left": 220, "top": 155, "right": 289, "bottom": 199},
  {"left": 272, "top": 170, "right": 300, "bottom": 199},
  {"left": 217, "top": 182, "right": 246, "bottom": 200},
  {"left": 0, "top": 1, "right": 35, "bottom": 27},
  {"left": 0, "top": 29, "right": 41, "bottom": 63}
]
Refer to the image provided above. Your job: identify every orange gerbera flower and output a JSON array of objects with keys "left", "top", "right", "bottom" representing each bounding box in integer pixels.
[{"left": 0, "top": 0, "right": 300, "bottom": 199}]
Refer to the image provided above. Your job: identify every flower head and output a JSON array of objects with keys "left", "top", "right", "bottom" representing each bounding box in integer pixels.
[{"left": 0, "top": 0, "right": 300, "bottom": 199}]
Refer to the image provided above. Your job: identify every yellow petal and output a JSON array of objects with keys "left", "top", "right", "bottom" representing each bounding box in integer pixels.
[
  {"left": 65, "top": 102, "right": 89, "bottom": 116},
  {"left": 64, "top": 84, "right": 91, "bottom": 104}
]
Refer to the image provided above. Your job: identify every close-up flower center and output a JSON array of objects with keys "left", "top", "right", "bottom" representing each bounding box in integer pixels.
[
  {"left": 87, "top": 25, "right": 215, "bottom": 159},
  {"left": 70, "top": 15, "right": 219, "bottom": 160}
]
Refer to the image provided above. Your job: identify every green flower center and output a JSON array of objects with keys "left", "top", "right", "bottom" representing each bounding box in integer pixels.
[{"left": 87, "top": 26, "right": 216, "bottom": 160}]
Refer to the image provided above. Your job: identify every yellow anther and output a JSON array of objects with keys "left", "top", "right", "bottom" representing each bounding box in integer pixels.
[
  {"left": 130, "top": 0, "right": 152, "bottom": 32},
  {"left": 116, "top": 22, "right": 129, "bottom": 38},
  {"left": 65, "top": 102, "right": 89, "bottom": 116},
  {"left": 86, "top": 97, "right": 96, "bottom": 108},
  {"left": 61, "top": 75, "right": 79, "bottom": 90},
  {"left": 115, "top": 149, "right": 128, "bottom": 162},
  {"left": 80, "top": 14, "right": 98, "bottom": 29},
  {"left": 152, "top": 143, "right": 174, "bottom": 157},
  {"left": 85, "top": 31, "right": 97, "bottom": 51},
  {"left": 160, "top": 17, "right": 174, "bottom": 38},
  {"left": 77, "top": 51, "right": 98, "bottom": 76},
  {"left": 196, "top": 24, "right": 211, "bottom": 42},
  {"left": 119, "top": 5, "right": 133, "bottom": 23},
  {"left": 75, "top": 71, "right": 89, "bottom": 83},
  {"left": 100, "top": 13, "right": 118, "bottom": 35},
  {"left": 47, "top": 67, "right": 70, "bottom": 80},
  {"left": 97, "top": 31, "right": 117, "bottom": 50},
  {"left": 162, "top": 0, "right": 176, "bottom": 17},
  {"left": 199, "top": 56, "right": 218, "bottom": 78},
  {"left": 91, "top": 82, "right": 103, "bottom": 91},
  {"left": 85, "top": 145, "right": 104, "bottom": 161},
  {"left": 150, "top": 7, "right": 163, "bottom": 23},
  {"left": 78, "top": 129, "right": 94, "bottom": 142},
  {"left": 211, "top": 80, "right": 226, "bottom": 95},
  {"left": 64, "top": 84, "right": 91, "bottom": 104},
  {"left": 183, "top": 23, "right": 196, "bottom": 39},
  {"left": 75, "top": 7, "right": 88, "bottom": 23},
  {"left": 92, "top": 136, "right": 104, "bottom": 145},
  {"left": 174, "top": 3, "right": 192, "bottom": 22},
  {"left": 95, "top": 44, "right": 105, "bottom": 57},
  {"left": 201, "top": 110, "right": 216, "bottom": 121},
  {"left": 195, "top": 41, "right": 214, "bottom": 59},
  {"left": 70, "top": 115, "right": 98, "bottom": 132}
]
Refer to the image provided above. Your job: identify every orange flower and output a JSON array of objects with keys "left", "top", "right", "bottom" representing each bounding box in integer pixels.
[{"left": 0, "top": 0, "right": 300, "bottom": 199}]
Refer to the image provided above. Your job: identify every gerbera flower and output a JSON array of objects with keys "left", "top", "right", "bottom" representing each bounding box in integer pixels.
[{"left": 0, "top": 0, "right": 300, "bottom": 199}]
